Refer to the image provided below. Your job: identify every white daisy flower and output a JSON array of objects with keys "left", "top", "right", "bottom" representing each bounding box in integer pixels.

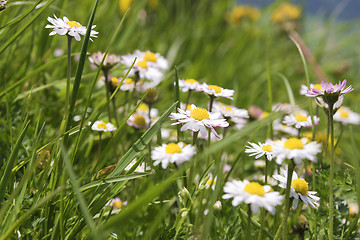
[
  {"left": 169, "top": 104, "right": 229, "bottom": 139},
  {"left": 245, "top": 140, "right": 274, "bottom": 161},
  {"left": 283, "top": 114, "right": 320, "bottom": 129},
  {"left": 104, "top": 197, "right": 127, "bottom": 210},
  {"left": 133, "top": 50, "right": 168, "bottom": 70},
  {"left": 89, "top": 121, "right": 116, "bottom": 132},
  {"left": 199, "top": 83, "right": 234, "bottom": 99},
  {"left": 200, "top": 174, "right": 217, "bottom": 190},
  {"left": 334, "top": 107, "right": 360, "bottom": 125},
  {"left": 124, "top": 159, "right": 151, "bottom": 172},
  {"left": 222, "top": 180, "right": 283, "bottom": 214},
  {"left": 178, "top": 79, "right": 202, "bottom": 92},
  {"left": 213, "top": 102, "right": 249, "bottom": 119},
  {"left": 45, "top": 15, "right": 98, "bottom": 41},
  {"left": 272, "top": 103, "right": 300, "bottom": 114},
  {"left": 127, "top": 114, "right": 150, "bottom": 129},
  {"left": 273, "top": 138, "right": 321, "bottom": 165},
  {"left": 135, "top": 103, "right": 159, "bottom": 118},
  {"left": 273, "top": 168, "right": 320, "bottom": 209},
  {"left": 89, "top": 51, "right": 120, "bottom": 70},
  {"left": 300, "top": 83, "right": 322, "bottom": 95},
  {"left": 273, "top": 119, "right": 299, "bottom": 136},
  {"left": 151, "top": 142, "right": 196, "bottom": 169}
]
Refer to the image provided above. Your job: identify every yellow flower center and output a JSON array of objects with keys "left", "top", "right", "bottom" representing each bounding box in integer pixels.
[
  {"left": 165, "top": 143, "right": 182, "bottom": 154},
  {"left": 284, "top": 138, "right": 304, "bottom": 149},
  {"left": 97, "top": 122, "right": 107, "bottom": 129},
  {"left": 190, "top": 108, "right": 209, "bottom": 121},
  {"left": 262, "top": 144, "right": 273, "bottom": 152},
  {"left": 143, "top": 52, "right": 157, "bottom": 62},
  {"left": 137, "top": 60, "right": 148, "bottom": 69},
  {"left": 225, "top": 106, "right": 232, "bottom": 111},
  {"left": 244, "top": 182, "right": 265, "bottom": 196},
  {"left": 206, "top": 178, "right": 215, "bottom": 186},
  {"left": 291, "top": 179, "right": 308, "bottom": 195},
  {"left": 66, "top": 20, "right": 82, "bottom": 28},
  {"left": 313, "top": 84, "right": 322, "bottom": 90},
  {"left": 185, "top": 79, "right": 198, "bottom": 85},
  {"left": 112, "top": 200, "right": 123, "bottom": 209},
  {"left": 295, "top": 114, "right": 308, "bottom": 122},
  {"left": 138, "top": 103, "right": 149, "bottom": 112},
  {"left": 134, "top": 115, "right": 146, "bottom": 126},
  {"left": 339, "top": 108, "right": 349, "bottom": 118},
  {"left": 119, "top": 0, "right": 133, "bottom": 14},
  {"left": 111, "top": 77, "right": 119, "bottom": 87},
  {"left": 260, "top": 112, "right": 269, "bottom": 119},
  {"left": 124, "top": 78, "right": 134, "bottom": 84},
  {"left": 208, "top": 85, "right": 222, "bottom": 93}
]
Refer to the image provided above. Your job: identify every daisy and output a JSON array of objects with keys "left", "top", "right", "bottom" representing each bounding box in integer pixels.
[
  {"left": 300, "top": 83, "right": 322, "bottom": 96},
  {"left": 199, "top": 83, "right": 234, "bottom": 100},
  {"left": 127, "top": 114, "right": 150, "bottom": 129},
  {"left": 283, "top": 114, "right": 320, "bottom": 129},
  {"left": 222, "top": 180, "right": 283, "bottom": 214},
  {"left": 45, "top": 15, "right": 98, "bottom": 41},
  {"left": 305, "top": 80, "right": 353, "bottom": 106},
  {"left": 124, "top": 159, "right": 151, "bottom": 172},
  {"left": 151, "top": 142, "right": 196, "bottom": 169},
  {"left": 89, "top": 121, "right": 116, "bottom": 132},
  {"left": 135, "top": 103, "right": 159, "bottom": 118},
  {"left": 169, "top": 104, "right": 229, "bottom": 138},
  {"left": 89, "top": 52, "right": 120, "bottom": 70},
  {"left": 333, "top": 107, "right": 360, "bottom": 125},
  {"left": 132, "top": 50, "right": 168, "bottom": 70},
  {"left": 200, "top": 174, "right": 217, "bottom": 190},
  {"left": 273, "top": 138, "right": 321, "bottom": 165},
  {"left": 273, "top": 119, "right": 299, "bottom": 136},
  {"left": 273, "top": 168, "right": 320, "bottom": 209},
  {"left": 245, "top": 140, "right": 274, "bottom": 161},
  {"left": 178, "top": 79, "right": 202, "bottom": 92},
  {"left": 213, "top": 102, "right": 249, "bottom": 119},
  {"left": 104, "top": 197, "right": 127, "bottom": 210}
]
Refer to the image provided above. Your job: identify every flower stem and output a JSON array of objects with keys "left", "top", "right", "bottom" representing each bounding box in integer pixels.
[
  {"left": 185, "top": 90, "right": 192, "bottom": 107},
  {"left": 103, "top": 71, "right": 113, "bottom": 123},
  {"left": 65, "top": 36, "right": 72, "bottom": 118},
  {"left": 247, "top": 205, "right": 252, "bottom": 240},
  {"left": 275, "top": 160, "right": 294, "bottom": 240},
  {"left": 328, "top": 104, "right": 335, "bottom": 240}
]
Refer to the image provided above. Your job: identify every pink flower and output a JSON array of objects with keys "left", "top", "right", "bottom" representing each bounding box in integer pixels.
[{"left": 305, "top": 80, "right": 353, "bottom": 97}]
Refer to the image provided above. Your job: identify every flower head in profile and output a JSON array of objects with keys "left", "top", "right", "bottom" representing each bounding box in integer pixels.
[
  {"left": 245, "top": 140, "right": 274, "bottom": 161},
  {"left": 273, "top": 119, "right": 299, "bottom": 136},
  {"left": 151, "top": 142, "right": 196, "bottom": 169},
  {"left": 283, "top": 114, "right": 320, "bottom": 129},
  {"left": 333, "top": 107, "right": 360, "bottom": 125},
  {"left": 273, "top": 168, "right": 320, "bottom": 209},
  {"left": 200, "top": 174, "right": 217, "bottom": 190},
  {"left": 305, "top": 80, "right": 353, "bottom": 107},
  {"left": 127, "top": 114, "right": 150, "bottom": 129},
  {"left": 199, "top": 83, "right": 234, "bottom": 100},
  {"left": 227, "top": 5, "right": 260, "bottom": 25},
  {"left": 124, "top": 159, "right": 151, "bottom": 172},
  {"left": 170, "top": 104, "right": 229, "bottom": 138},
  {"left": 178, "top": 79, "right": 202, "bottom": 92},
  {"left": 273, "top": 138, "right": 321, "bottom": 165},
  {"left": 89, "top": 52, "right": 120, "bottom": 70},
  {"left": 213, "top": 102, "right": 249, "bottom": 119},
  {"left": 89, "top": 121, "right": 116, "bottom": 132},
  {"left": 271, "top": 3, "right": 301, "bottom": 23},
  {"left": 45, "top": 15, "right": 98, "bottom": 41},
  {"left": 223, "top": 180, "right": 283, "bottom": 214}
]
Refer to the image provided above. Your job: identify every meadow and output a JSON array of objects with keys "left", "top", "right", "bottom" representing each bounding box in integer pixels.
[{"left": 0, "top": 0, "right": 360, "bottom": 239}]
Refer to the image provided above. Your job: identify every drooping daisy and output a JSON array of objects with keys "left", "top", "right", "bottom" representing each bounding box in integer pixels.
[
  {"left": 222, "top": 180, "right": 283, "bottom": 214},
  {"left": 89, "top": 51, "right": 120, "bottom": 70},
  {"left": 151, "top": 142, "right": 196, "bottom": 169},
  {"left": 245, "top": 140, "right": 274, "bottom": 161},
  {"left": 333, "top": 107, "right": 360, "bottom": 125},
  {"left": 178, "top": 79, "right": 202, "bottom": 92},
  {"left": 283, "top": 114, "right": 320, "bottom": 129},
  {"left": 89, "top": 121, "right": 116, "bottom": 132},
  {"left": 45, "top": 15, "right": 98, "bottom": 41},
  {"left": 170, "top": 104, "right": 229, "bottom": 138},
  {"left": 273, "top": 168, "right": 320, "bottom": 209},
  {"left": 199, "top": 83, "right": 234, "bottom": 100},
  {"left": 127, "top": 114, "right": 150, "bottom": 129},
  {"left": 273, "top": 138, "right": 321, "bottom": 165}
]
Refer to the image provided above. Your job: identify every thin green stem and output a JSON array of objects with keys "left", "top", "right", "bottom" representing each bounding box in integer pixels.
[
  {"left": 103, "top": 71, "right": 112, "bottom": 123},
  {"left": 329, "top": 104, "right": 335, "bottom": 240},
  {"left": 65, "top": 36, "right": 72, "bottom": 118},
  {"left": 247, "top": 205, "right": 252, "bottom": 240},
  {"left": 185, "top": 90, "right": 192, "bottom": 107}
]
